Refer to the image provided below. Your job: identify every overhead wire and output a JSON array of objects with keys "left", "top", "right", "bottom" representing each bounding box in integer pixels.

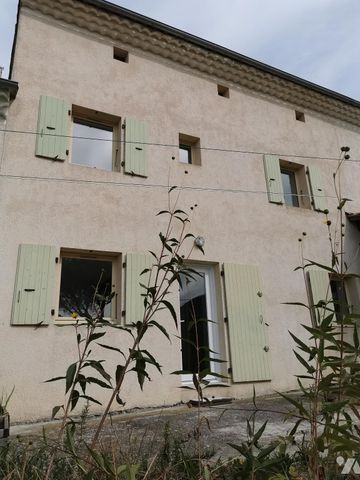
[
  {"left": 0, "top": 172, "right": 341, "bottom": 200},
  {"left": 0, "top": 128, "right": 359, "bottom": 163}
]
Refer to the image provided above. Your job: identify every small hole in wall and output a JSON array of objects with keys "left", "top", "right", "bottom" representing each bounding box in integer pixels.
[
  {"left": 114, "top": 47, "right": 129, "bottom": 63},
  {"left": 295, "top": 110, "right": 305, "bottom": 122},
  {"left": 217, "top": 84, "right": 230, "bottom": 98}
]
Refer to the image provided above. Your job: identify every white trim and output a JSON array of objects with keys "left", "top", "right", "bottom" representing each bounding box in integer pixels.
[{"left": 180, "top": 264, "right": 221, "bottom": 385}]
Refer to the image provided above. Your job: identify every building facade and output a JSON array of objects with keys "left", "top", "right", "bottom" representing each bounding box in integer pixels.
[{"left": 1, "top": 0, "right": 360, "bottom": 422}]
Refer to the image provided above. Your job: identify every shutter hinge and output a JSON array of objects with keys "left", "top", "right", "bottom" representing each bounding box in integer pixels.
[
  {"left": 122, "top": 262, "right": 126, "bottom": 268},
  {"left": 55, "top": 257, "right": 59, "bottom": 263},
  {"left": 121, "top": 310, "right": 126, "bottom": 317},
  {"left": 224, "top": 317, "right": 228, "bottom": 323},
  {"left": 51, "top": 309, "right": 55, "bottom": 316},
  {"left": 227, "top": 367, "right": 232, "bottom": 374},
  {"left": 66, "top": 149, "right": 69, "bottom": 156},
  {"left": 68, "top": 110, "right": 71, "bottom": 116},
  {"left": 220, "top": 270, "right": 224, "bottom": 277},
  {"left": 121, "top": 161, "right": 125, "bottom": 167},
  {"left": 122, "top": 124, "right": 126, "bottom": 129}
]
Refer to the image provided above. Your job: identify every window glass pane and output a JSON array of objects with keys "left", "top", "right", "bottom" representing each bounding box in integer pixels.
[
  {"left": 72, "top": 121, "right": 113, "bottom": 171},
  {"left": 179, "top": 145, "right": 192, "bottom": 164},
  {"left": 281, "top": 170, "right": 299, "bottom": 207},
  {"left": 180, "top": 272, "right": 209, "bottom": 372},
  {"left": 59, "top": 258, "right": 112, "bottom": 318}
]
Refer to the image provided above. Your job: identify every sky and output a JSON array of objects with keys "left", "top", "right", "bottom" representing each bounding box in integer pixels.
[{"left": 1, "top": 0, "right": 359, "bottom": 100}]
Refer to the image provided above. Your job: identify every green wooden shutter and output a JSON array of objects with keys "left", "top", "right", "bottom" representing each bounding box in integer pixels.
[
  {"left": 124, "top": 118, "right": 148, "bottom": 177},
  {"left": 223, "top": 264, "right": 271, "bottom": 382},
  {"left": 11, "top": 244, "right": 56, "bottom": 325},
  {"left": 263, "top": 155, "right": 284, "bottom": 204},
  {"left": 125, "top": 253, "right": 152, "bottom": 325},
  {"left": 308, "top": 269, "right": 332, "bottom": 323},
  {"left": 35, "top": 95, "right": 69, "bottom": 160},
  {"left": 308, "top": 165, "right": 326, "bottom": 211}
]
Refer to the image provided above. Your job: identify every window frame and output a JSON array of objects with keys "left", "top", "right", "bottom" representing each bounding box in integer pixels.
[
  {"left": 70, "top": 105, "right": 121, "bottom": 172},
  {"left": 179, "top": 264, "right": 223, "bottom": 386},
  {"left": 280, "top": 168, "right": 299, "bottom": 207},
  {"left": 55, "top": 249, "right": 121, "bottom": 323},
  {"left": 279, "top": 160, "right": 311, "bottom": 209},
  {"left": 178, "top": 133, "right": 201, "bottom": 166}
]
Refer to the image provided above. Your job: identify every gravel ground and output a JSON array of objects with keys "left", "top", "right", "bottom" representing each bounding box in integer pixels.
[{"left": 9, "top": 393, "right": 304, "bottom": 459}]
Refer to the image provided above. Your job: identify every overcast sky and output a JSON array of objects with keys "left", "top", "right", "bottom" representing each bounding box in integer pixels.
[{"left": 1, "top": 0, "right": 359, "bottom": 100}]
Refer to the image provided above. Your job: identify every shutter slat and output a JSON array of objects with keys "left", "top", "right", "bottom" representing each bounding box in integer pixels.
[
  {"left": 11, "top": 245, "right": 56, "bottom": 325},
  {"left": 125, "top": 253, "right": 152, "bottom": 325},
  {"left": 35, "top": 95, "right": 69, "bottom": 160},
  {"left": 223, "top": 264, "right": 271, "bottom": 382},
  {"left": 124, "top": 118, "right": 148, "bottom": 177},
  {"left": 308, "top": 165, "right": 326, "bottom": 212},
  {"left": 263, "top": 155, "right": 284, "bottom": 204}
]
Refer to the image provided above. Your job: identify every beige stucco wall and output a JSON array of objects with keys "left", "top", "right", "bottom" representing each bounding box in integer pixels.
[{"left": 1, "top": 9, "right": 360, "bottom": 422}]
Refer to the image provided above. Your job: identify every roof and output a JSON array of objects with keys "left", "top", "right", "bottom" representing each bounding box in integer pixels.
[
  {"left": 15, "top": 0, "right": 360, "bottom": 126},
  {"left": 79, "top": 0, "right": 360, "bottom": 109}
]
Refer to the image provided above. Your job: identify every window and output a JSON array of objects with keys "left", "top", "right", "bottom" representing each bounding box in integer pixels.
[
  {"left": 179, "top": 144, "right": 192, "bottom": 164},
  {"left": 58, "top": 251, "right": 120, "bottom": 320},
  {"left": 35, "top": 96, "right": 148, "bottom": 177},
  {"left": 179, "top": 265, "right": 222, "bottom": 383},
  {"left": 264, "top": 155, "right": 313, "bottom": 209},
  {"left": 281, "top": 168, "right": 299, "bottom": 207},
  {"left": 178, "top": 133, "right": 201, "bottom": 165},
  {"left": 217, "top": 84, "right": 230, "bottom": 98},
  {"left": 71, "top": 105, "right": 121, "bottom": 172},
  {"left": 113, "top": 46, "right": 129, "bottom": 63},
  {"left": 295, "top": 110, "right": 305, "bottom": 122},
  {"left": 280, "top": 160, "right": 310, "bottom": 209}
]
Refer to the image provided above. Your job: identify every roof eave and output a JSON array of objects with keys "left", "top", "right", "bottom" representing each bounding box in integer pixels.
[
  {"left": 0, "top": 78, "right": 19, "bottom": 100},
  {"left": 79, "top": 0, "right": 360, "bottom": 108}
]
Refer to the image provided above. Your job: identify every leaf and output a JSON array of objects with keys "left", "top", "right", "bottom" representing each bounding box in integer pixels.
[
  {"left": 276, "top": 391, "right": 308, "bottom": 418},
  {"left": 156, "top": 210, "right": 171, "bottom": 216},
  {"left": 161, "top": 300, "right": 178, "bottom": 327},
  {"left": 79, "top": 394, "right": 102, "bottom": 406},
  {"left": 97, "top": 343, "right": 126, "bottom": 358},
  {"left": 51, "top": 405, "right": 63, "bottom": 419},
  {"left": 289, "top": 331, "right": 312, "bottom": 354},
  {"left": 116, "top": 364, "right": 125, "bottom": 385},
  {"left": 148, "top": 320, "right": 170, "bottom": 341},
  {"left": 86, "top": 376, "right": 112, "bottom": 389},
  {"left": 293, "top": 350, "right": 315, "bottom": 374},
  {"left": 282, "top": 302, "right": 310, "bottom": 309},
  {"left": 44, "top": 376, "right": 65, "bottom": 383},
  {"left": 70, "top": 389, "right": 80, "bottom": 411},
  {"left": 252, "top": 420, "right": 267, "bottom": 446},
  {"left": 66, "top": 363, "right": 78, "bottom": 394},
  {"left": 288, "top": 418, "right": 302, "bottom": 436},
  {"left": 116, "top": 394, "right": 126, "bottom": 406},
  {"left": 83, "top": 360, "right": 111, "bottom": 383},
  {"left": 89, "top": 332, "right": 106, "bottom": 342}
]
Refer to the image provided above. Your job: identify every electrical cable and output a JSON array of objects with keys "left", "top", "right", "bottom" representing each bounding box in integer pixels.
[{"left": 0, "top": 128, "right": 358, "bottom": 164}]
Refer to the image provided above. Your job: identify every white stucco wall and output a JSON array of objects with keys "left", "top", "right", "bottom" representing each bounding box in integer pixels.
[{"left": 1, "top": 9, "right": 360, "bottom": 421}]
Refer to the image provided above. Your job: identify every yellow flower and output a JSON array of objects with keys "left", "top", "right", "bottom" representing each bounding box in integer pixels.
[
  {"left": 289, "top": 465, "right": 297, "bottom": 476},
  {"left": 71, "top": 312, "right": 79, "bottom": 319}
]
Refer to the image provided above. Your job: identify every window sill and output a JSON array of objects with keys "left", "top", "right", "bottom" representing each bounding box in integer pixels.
[{"left": 54, "top": 318, "right": 116, "bottom": 325}]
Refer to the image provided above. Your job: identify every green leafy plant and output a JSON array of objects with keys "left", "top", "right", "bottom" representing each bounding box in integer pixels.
[
  {"left": 0, "top": 386, "right": 14, "bottom": 416},
  {"left": 281, "top": 147, "right": 360, "bottom": 479}
]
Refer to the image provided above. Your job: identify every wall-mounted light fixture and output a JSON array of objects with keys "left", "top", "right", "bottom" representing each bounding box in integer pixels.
[{"left": 194, "top": 236, "right": 205, "bottom": 248}]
